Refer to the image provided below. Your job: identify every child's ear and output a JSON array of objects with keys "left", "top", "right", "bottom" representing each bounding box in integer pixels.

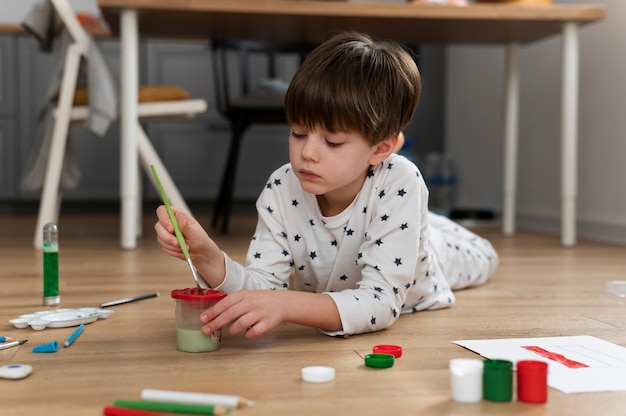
[
  {"left": 392, "top": 132, "right": 405, "bottom": 153},
  {"left": 369, "top": 133, "right": 400, "bottom": 165}
]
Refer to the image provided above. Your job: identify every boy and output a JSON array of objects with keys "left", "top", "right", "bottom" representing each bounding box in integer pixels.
[{"left": 155, "top": 31, "right": 498, "bottom": 338}]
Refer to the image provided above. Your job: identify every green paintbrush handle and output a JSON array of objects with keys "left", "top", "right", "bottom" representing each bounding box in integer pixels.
[{"left": 150, "top": 165, "right": 191, "bottom": 260}]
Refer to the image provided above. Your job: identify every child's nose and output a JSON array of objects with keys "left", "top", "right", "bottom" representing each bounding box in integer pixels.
[{"left": 301, "top": 139, "right": 320, "bottom": 161}]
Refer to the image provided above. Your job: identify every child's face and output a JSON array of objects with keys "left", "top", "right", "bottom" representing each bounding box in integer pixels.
[{"left": 288, "top": 124, "right": 381, "bottom": 210}]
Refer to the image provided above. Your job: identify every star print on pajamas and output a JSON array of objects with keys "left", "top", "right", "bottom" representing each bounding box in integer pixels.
[{"left": 214, "top": 154, "right": 498, "bottom": 336}]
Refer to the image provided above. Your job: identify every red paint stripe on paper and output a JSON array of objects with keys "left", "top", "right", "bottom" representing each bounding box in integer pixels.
[{"left": 522, "top": 345, "right": 589, "bottom": 368}]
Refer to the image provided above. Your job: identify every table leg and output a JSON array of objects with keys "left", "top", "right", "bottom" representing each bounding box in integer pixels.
[
  {"left": 120, "top": 9, "right": 139, "bottom": 250},
  {"left": 502, "top": 43, "right": 519, "bottom": 237},
  {"left": 561, "top": 22, "right": 579, "bottom": 248}
]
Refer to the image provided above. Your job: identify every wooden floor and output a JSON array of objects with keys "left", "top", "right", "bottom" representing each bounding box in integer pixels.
[{"left": 2, "top": 209, "right": 626, "bottom": 415}]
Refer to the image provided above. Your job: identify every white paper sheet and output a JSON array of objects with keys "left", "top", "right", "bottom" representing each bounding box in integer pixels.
[{"left": 452, "top": 335, "right": 626, "bottom": 394}]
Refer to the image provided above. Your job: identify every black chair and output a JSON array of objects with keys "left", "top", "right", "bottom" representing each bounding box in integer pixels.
[{"left": 210, "top": 39, "right": 315, "bottom": 233}]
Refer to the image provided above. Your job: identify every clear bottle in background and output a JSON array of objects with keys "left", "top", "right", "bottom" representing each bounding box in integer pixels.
[
  {"left": 423, "top": 152, "right": 442, "bottom": 213},
  {"left": 438, "top": 154, "right": 456, "bottom": 218},
  {"left": 397, "top": 137, "right": 421, "bottom": 168},
  {"left": 423, "top": 152, "right": 456, "bottom": 217},
  {"left": 43, "top": 223, "right": 60, "bottom": 306}
]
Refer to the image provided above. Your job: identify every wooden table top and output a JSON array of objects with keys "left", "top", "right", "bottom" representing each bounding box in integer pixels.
[{"left": 97, "top": 0, "right": 606, "bottom": 44}]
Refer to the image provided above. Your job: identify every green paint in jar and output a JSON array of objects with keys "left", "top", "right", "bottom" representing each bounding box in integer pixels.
[{"left": 176, "top": 328, "right": 221, "bottom": 352}]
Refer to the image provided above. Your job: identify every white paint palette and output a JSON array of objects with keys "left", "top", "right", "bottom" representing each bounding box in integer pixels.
[{"left": 8, "top": 308, "right": 114, "bottom": 330}]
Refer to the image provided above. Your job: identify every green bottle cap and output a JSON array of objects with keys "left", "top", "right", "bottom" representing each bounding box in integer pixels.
[{"left": 364, "top": 353, "right": 395, "bottom": 368}]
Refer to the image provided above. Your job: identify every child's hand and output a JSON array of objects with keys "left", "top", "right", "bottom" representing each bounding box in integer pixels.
[
  {"left": 154, "top": 205, "right": 225, "bottom": 286},
  {"left": 155, "top": 205, "right": 201, "bottom": 260},
  {"left": 199, "top": 290, "right": 285, "bottom": 339}
]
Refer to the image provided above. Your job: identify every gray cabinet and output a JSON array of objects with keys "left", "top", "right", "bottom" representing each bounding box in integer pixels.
[
  {"left": 0, "top": 36, "right": 17, "bottom": 198},
  {"left": 0, "top": 119, "right": 16, "bottom": 198}
]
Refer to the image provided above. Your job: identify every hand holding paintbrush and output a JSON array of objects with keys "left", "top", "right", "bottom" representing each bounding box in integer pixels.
[{"left": 151, "top": 165, "right": 210, "bottom": 291}]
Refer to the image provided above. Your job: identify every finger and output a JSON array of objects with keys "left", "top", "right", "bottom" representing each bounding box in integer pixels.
[
  {"left": 200, "top": 294, "right": 237, "bottom": 322},
  {"left": 155, "top": 224, "right": 181, "bottom": 250},
  {"left": 230, "top": 312, "right": 264, "bottom": 337},
  {"left": 169, "top": 206, "right": 194, "bottom": 234},
  {"left": 159, "top": 245, "right": 186, "bottom": 261},
  {"left": 155, "top": 205, "right": 174, "bottom": 232},
  {"left": 176, "top": 210, "right": 203, "bottom": 246},
  {"left": 243, "top": 322, "right": 267, "bottom": 339},
  {"left": 199, "top": 298, "right": 236, "bottom": 333},
  {"left": 201, "top": 296, "right": 248, "bottom": 335},
  {"left": 173, "top": 206, "right": 189, "bottom": 228}
]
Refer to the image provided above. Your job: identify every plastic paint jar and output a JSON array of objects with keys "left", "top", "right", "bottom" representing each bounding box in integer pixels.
[
  {"left": 449, "top": 358, "right": 483, "bottom": 403},
  {"left": 483, "top": 359, "right": 513, "bottom": 402},
  {"left": 171, "top": 288, "right": 227, "bottom": 352},
  {"left": 517, "top": 360, "right": 548, "bottom": 403}
]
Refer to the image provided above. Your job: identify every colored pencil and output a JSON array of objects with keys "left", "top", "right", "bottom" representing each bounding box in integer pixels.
[
  {"left": 141, "top": 389, "right": 254, "bottom": 409},
  {"left": 113, "top": 400, "right": 228, "bottom": 415},
  {"left": 0, "top": 336, "right": 16, "bottom": 342},
  {"left": 63, "top": 324, "right": 85, "bottom": 347},
  {"left": 103, "top": 406, "right": 170, "bottom": 416}
]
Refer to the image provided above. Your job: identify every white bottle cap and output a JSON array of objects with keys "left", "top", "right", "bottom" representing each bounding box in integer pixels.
[{"left": 301, "top": 366, "right": 336, "bottom": 383}]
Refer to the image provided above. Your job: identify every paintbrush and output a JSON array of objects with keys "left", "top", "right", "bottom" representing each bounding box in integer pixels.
[{"left": 150, "top": 165, "right": 209, "bottom": 291}]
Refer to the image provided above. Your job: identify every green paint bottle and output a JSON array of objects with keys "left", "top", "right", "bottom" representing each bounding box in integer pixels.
[{"left": 43, "top": 223, "right": 60, "bottom": 306}]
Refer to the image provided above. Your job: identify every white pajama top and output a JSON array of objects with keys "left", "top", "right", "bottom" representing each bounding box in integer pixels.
[{"left": 216, "top": 154, "right": 498, "bottom": 336}]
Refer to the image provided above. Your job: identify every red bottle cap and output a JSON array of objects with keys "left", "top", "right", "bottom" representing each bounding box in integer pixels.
[{"left": 373, "top": 344, "right": 403, "bottom": 358}]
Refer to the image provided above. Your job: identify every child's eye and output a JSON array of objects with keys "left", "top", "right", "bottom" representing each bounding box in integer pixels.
[
  {"left": 290, "top": 131, "right": 307, "bottom": 139},
  {"left": 325, "top": 139, "right": 343, "bottom": 148}
]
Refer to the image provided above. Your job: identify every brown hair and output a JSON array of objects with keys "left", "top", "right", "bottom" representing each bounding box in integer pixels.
[{"left": 285, "top": 31, "right": 421, "bottom": 146}]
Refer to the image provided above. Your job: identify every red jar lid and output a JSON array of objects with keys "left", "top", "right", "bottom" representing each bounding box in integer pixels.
[{"left": 171, "top": 288, "right": 227, "bottom": 301}]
